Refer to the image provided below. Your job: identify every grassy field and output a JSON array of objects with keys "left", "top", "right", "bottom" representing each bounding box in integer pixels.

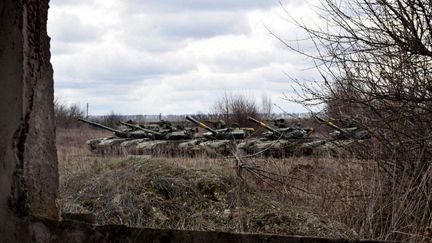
[{"left": 56, "top": 127, "right": 390, "bottom": 239}]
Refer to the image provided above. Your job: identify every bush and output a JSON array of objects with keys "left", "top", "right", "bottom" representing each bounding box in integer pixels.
[
  {"left": 54, "top": 98, "right": 85, "bottom": 128},
  {"left": 100, "top": 112, "right": 123, "bottom": 128},
  {"left": 283, "top": 0, "right": 432, "bottom": 240},
  {"left": 211, "top": 92, "right": 261, "bottom": 127}
]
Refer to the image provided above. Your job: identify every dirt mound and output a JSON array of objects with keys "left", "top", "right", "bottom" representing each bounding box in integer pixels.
[{"left": 60, "top": 158, "right": 356, "bottom": 238}]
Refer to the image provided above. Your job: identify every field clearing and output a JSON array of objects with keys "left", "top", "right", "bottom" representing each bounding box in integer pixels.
[{"left": 56, "top": 127, "right": 384, "bottom": 239}]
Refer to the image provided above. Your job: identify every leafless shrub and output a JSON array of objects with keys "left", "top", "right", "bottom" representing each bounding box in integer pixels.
[
  {"left": 54, "top": 98, "right": 85, "bottom": 128},
  {"left": 101, "top": 111, "right": 123, "bottom": 128},
  {"left": 276, "top": 0, "right": 432, "bottom": 241},
  {"left": 212, "top": 92, "right": 261, "bottom": 127},
  {"left": 260, "top": 94, "right": 273, "bottom": 120}
]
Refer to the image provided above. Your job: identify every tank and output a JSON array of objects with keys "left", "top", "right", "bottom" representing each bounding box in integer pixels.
[
  {"left": 78, "top": 118, "right": 151, "bottom": 155},
  {"left": 313, "top": 116, "right": 371, "bottom": 156},
  {"left": 237, "top": 116, "right": 323, "bottom": 157},
  {"left": 79, "top": 118, "right": 195, "bottom": 156},
  {"left": 122, "top": 120, "right": 195, "bottom": 156},
  {"left": 180, "top": 116, "right": 255, "bottom": 156},
  {"left": 314, "top": 116, "right": 370, "bottom": 140}
]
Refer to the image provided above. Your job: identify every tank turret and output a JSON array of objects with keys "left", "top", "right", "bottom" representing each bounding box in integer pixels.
[
  {"left": 121, "top": 122, "right": 163, "bottom": 138},
  {"left": 186, "top": 116, "right": 253, "bottom": 140},
  {"left": 314, "top": 116, "right": 370, "bottom": 140},
  {"left": 78, "top": 118, "right": 148, "bottom": 139},
  {"left": 247, "top": 116, "right": 313, "bottom": 139}
]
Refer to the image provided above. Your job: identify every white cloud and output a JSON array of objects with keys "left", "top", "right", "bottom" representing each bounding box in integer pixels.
[
  {"left": 49, "top": 13, "right": 101, "bottom": 43},
  {"left": 48, "top": 0, "right": 319, "bottom": 115},
  {"left": 125, "top": 0, "right": 279, "bottom": 12}
]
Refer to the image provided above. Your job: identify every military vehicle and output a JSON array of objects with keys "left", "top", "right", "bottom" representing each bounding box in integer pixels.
[
  {"left": 78, "top": 118, "right": 149, "bottom": 139},
  {"left": 237, "top": 116, "right": 324, "bottom": 157},
  {"left": 314, "top": 116, "right": 370, "bottom": 140},
  {"left": 179, "top": 116, "right": 255, "bottom": 156},
  {"left": 78, "top": 118, "right": 150, "bottom": 155},
  {"left": 78, "top": 118, "right": 195, "bottom": 156},
  {"left": 120, "top": 121, "right": 195, "bottom": 155},
  {"left": 313, "top": 116, "right": 371, "bottom": 156},
  {"left": 79, "top": 113, "right": 370, "bottom": 158}
]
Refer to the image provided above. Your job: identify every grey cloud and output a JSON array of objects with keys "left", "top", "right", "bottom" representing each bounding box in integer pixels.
[
  {"left": 54, "top": 84, "right": 144, "bottom": 114},
  {"left": 154, "top": 12, "right": 251, "bottom": 39},
  {"left": 50, "top": 42, "right": 80, "bottom": 55},
  {"left": 166, "top": 67, "right": 291, "bottom": 93},
  {"left": 126, "top": 0, "right": 279, "bottom": 12},
  {"left": 52, "top": 45, "right": 197, "bottom": 88},
  {"left": 206, "top": 50, "right": 279, "bottom": 73},
  {"left": 118, "top": 11, "right": 251, "bottom": 53},
  {"left": 48, "top": 13, "right": 101, "bottom": 43},
  {"left": 50, "top": 0, "right": 88, "bottom": 7},
  {"left": 55, "top": 79, "right": 90, "bottom": 89},
  {"left": 223, "top": 54, "right": 317, "bottom": 81},
  {"left": 50, "top": 0, "right": 312, "bottom": 115},
  {"left": 120, "top": 35, "right": 188, "bottom": 53}
]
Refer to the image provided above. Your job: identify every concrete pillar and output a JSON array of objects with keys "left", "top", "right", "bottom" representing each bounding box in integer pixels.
[{"left": 0, "top": 0, "right": 58, "bottom": 240}]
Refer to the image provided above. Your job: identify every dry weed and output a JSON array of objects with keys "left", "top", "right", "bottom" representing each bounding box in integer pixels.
[{"left": 57, "top": 128, "right": 431, "bottom": 241}]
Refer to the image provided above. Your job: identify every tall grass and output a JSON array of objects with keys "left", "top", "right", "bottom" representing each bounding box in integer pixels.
[
  {"left": 56, "top": 127, "right": 112, "bottom": 172},
  {"left": 56, "top": 128, "right": 431, "bottom": 241},
  {"left": 236, "top": 155, "right": 432, "bottom": 242}
]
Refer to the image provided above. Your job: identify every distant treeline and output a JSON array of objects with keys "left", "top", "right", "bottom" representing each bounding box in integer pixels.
[{"left": 54, "top": 93, "right": 309, "bottom": 129}]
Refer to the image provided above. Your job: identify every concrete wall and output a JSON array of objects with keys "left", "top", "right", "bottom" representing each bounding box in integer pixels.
[
  {"left": 29, "top": 219, "right": 384, "bottom": 243},
  {"left": 0, "top": 0, "right": 23, "bottom": 237},
  {"left": 0, "top": 0, "right": 58, "bottom": 241}
]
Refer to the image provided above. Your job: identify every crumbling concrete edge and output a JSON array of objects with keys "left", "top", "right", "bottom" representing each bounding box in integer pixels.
[
  {"left": 28, "top": 218, "right": 389, "bottom": 243},
  {"left": 10, "top": 0, "right": 59, "bottom": 220}
]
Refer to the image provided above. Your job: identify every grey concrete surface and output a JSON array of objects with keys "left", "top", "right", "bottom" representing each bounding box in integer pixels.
[{"left": 0, "top": 0, "right": 58, "bottom": 241}]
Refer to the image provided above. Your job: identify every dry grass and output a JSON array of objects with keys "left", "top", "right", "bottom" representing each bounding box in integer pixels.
[
  {"left": 56, "top": 128, "right": 358, "bottom": 238},
  {"left": 57, "top": 127, "right": 112, "bottom": 171},
  {"left": 59, "top": 157, "right": 356, "bottom": 238},
  {"left": 237, "top": 155, "right": 432, "bottom": 242},
  {"left": 56, "top": 128, "right": 431, "bottom": 242}
]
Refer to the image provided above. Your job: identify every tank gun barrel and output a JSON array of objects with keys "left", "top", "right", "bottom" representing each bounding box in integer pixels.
[
  {"left": 314, "top": 116, "right": 346, "bottom": 134},
  {"left": 78, "top": 118, "right": 123, "bottom": 134},
  {"left": 247, "top": 116, "right": 281, "bottom": 135},
  {"left": 186, "top": 116, "right": 218, "bottom": 135},
  {"left": 120, "top": 122, "right": 163, "bottom": 136}
]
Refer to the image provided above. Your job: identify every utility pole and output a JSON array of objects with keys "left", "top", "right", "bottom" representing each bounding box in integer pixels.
[{"left": 86, "top": 103, "right": 89, "bottom": 118}]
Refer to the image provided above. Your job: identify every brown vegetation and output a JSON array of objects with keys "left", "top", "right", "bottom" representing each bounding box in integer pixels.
[
  {"left": 59, "top": 157, "right": 358, "bottom": 238},
  {"left": 56, "top": 127, "right": 111, "bottom": 172},
  {"left": 54, "top": 128, "right": 375, "bottom": 240},
  {"left": 277, "top": 0, "right": 432, "bottom": 241},
  {"left": 54, "top": 99, "right": 85, "bottom": 128},
  {"left": 211, "top": 92, "right": 267, "bottom": 127}
]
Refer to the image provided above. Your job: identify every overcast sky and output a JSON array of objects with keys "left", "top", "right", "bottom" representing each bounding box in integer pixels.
[{"left": 48, "top": 0, "right": 320, "bottom": 115}]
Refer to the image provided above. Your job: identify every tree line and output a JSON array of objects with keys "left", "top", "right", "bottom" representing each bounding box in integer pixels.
[{"left": 54, "top": 93, "right": 277, "bottom": 129}]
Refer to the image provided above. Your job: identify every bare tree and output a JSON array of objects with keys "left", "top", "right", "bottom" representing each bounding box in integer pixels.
[
  {"left": 102, "top": 111, "right": 123, "bottom": 128},
  {"left": 212, "top": 92, "right": 260, "bottom": 127},
  {"left": 279, "top": 0, "right": 432, "bottom": 240},
  {"left": 54, "top": 98, "right": 85, "bottom": 128},
  {"left": 260, "top": 94, "right": 273, "bottom": 119}
]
